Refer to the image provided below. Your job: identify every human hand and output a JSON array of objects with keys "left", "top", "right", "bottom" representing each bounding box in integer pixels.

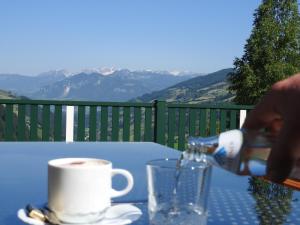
[{"left": 243, "top": 73, "right": 300, "bottom": 183}]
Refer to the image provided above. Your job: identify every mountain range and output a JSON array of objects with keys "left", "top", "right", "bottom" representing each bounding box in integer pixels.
[
  {"left": 0, "top": 68, "right": 234, "bottom": 103},
  {"left": 0, "top": 70, "right": 66, "bottom": 96},
  {"left": 0, "top": 69, "right": 199, "bottom": 101}
]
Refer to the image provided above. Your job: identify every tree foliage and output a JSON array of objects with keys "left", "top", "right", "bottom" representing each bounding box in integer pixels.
[{"left": 228, "top": 0, "right": 300, "bottom": 104}]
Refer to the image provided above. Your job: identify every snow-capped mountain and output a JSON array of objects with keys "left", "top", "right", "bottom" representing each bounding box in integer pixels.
[
  {"left": 80, "top": 67, "right": 117, "bottom": 76},
  {"left": 32, "top": 69, "right": 200, "bottom": 101},
  {"left": 0, "top": 68, "right": 203, "bottom": 101}
]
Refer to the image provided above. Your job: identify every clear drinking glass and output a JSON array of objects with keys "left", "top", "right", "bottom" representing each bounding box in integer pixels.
[{"left": 146, "top": 159, "right": 212, "bottom": 225}]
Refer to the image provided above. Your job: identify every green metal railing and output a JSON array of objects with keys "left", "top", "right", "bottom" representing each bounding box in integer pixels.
[{"left": 0, "top": 99, "right": 253, "bottom": 150}]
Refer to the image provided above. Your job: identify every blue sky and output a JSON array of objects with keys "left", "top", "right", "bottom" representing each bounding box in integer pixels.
[{"left": 0, "top": 0, "right": 262, "bottom": 75}]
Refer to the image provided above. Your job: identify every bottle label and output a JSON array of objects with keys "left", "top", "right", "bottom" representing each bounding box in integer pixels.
[
  {"left": 213, "top": 147, "right": 227, "bottom": 166},
  {"left": 212, "top": 130, "right": 243, "bottom": 170}
]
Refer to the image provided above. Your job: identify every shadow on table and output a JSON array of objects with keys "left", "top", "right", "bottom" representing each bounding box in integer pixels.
[{"left": 248, "top": 177, "right": 293, "bottom": 225}]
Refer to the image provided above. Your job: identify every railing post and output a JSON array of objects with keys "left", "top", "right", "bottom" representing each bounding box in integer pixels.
[
  {"left": 66, "top": 106, "right": 74, "bottom": 142},
  {"left": 239, "top": 110, "right": 247, "bottom": 128},
  {"left": 153, "top": 100, "right": 166, "bottom": 145}
]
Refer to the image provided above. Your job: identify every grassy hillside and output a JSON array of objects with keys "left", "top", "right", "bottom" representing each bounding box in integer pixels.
[
  {"left": 0, "top": 90, "right": 17, "bottom": 99},
  {"left": 135, "top": 68, "right": 234, "bottom": 104},
  {"left": 0, "top": 90, "right": 32, "bottom": 140},
  {"left": 0, "top": 90, "right": 18, "bottom": 140}
]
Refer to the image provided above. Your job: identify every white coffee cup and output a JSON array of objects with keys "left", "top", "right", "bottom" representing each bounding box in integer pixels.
[{"left": 48, "top": 158, "right": 134, "bottom": 224}]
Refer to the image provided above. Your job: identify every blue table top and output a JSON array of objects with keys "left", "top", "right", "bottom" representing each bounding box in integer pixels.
[{"left": 0, "top": 142, "right": 300, "bottom": 225}]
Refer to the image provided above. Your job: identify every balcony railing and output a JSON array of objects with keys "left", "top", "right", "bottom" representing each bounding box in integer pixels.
[{"left": 0, "top": 99, "right": 253, "bottom": 150}]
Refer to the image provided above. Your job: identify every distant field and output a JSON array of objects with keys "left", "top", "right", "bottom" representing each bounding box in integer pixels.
[{"left": 0, "top": 90, "right": 17, "bottom": 99}]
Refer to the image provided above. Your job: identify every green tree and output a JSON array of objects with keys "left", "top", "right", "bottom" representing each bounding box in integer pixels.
[{"left": 229, "top": 0, "right": 300, "bottom": 105}]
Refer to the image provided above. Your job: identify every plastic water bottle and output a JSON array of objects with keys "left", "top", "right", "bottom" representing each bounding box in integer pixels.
[{"left": 185, "top": 129, "right": 300, "bottom": 189}]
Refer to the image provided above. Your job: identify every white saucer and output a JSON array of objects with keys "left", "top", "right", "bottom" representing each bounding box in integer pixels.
[{"left": 18, "top": 204, "right": 142, "bottom": 225}]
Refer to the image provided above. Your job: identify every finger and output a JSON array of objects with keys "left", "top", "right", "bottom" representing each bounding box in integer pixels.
[
  {"left": 245, "top": 73, "right": 300, "bottom": 131},
  {"left": 265, "top": 118, "right": 283, "bottom": 136},
  {"left": 243, "top": 91, "right": 282, "bottom": 130},
  {"left": 267, "top": 120, "right": 300, "bottom": 183}
]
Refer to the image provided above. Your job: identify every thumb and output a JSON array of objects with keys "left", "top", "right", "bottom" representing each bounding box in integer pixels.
[{"left": 267, "top": 120, "right": 300, "bottom": 183}]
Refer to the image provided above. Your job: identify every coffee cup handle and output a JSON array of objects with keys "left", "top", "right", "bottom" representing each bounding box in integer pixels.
[{"left": 110, "top": 169, "right": 134, "bottom": 198}]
